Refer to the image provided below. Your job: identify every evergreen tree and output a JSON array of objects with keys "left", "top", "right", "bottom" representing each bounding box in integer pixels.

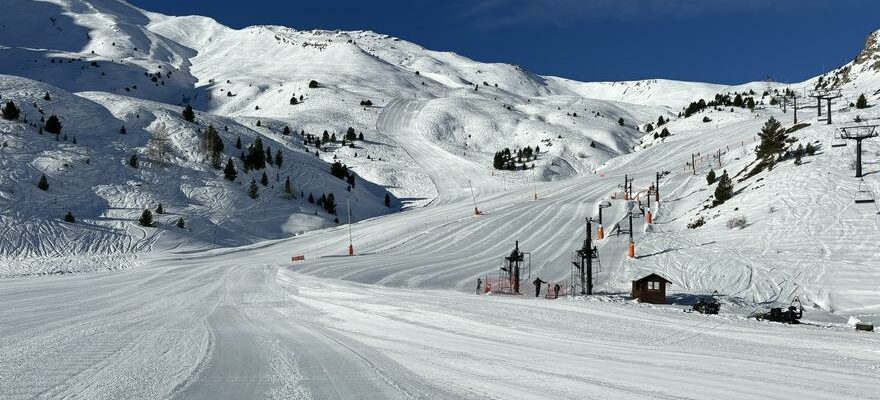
[
  {"left": 713, "top": 171, "right": 733, "bottom": 205},
  {"left": 706, "top": 169, "right": 716, "bottom": 185},
  {"left": 493, "top": 152, "right": 505, "bottom": 169},
  {"left": 245, "top": 137, "right": 266, "bottom": 170},
  {"left": 274, "top": 149, "right": 283, "bottom": 167},
  {"left": 265, "top": 147, "right": 272, "bottom": 164},
  {"left": 805, "top": 142, "right": 817, "bottom": 155},
  {"left": 733, "top": 94, "right": 744, "bottom": 107},
  {"left": 139, "top": 209, "right": 153, "bottom": 227},
  {"left": 755, "top": 117, "right": 787, "bottom": 168},
  {"left": 284, "top": 176, "right": 292, "bottom": 195},
  {"left": 176, "top": 217, "right": 185, "bottom": 229},
  {"left": 223, "top": 158, "right": 237, "bottom": 181},
  {"left": 256, "top": 120, "right": 261, "bottom": 127},
  {"left": 128, "top": 154, "right": 138, "bottom": 168},
  {"left": 358, "top": 132, "right": 364, "bottom": 141},
  {"left": 119, "top": 125, "right": 126, "bottom": 134},
  {"left": 290, "top": 96, "right": 298, "bottom": 105},
  {"left": 330, "top": 132, "right": 336, "bottom": 143},
  {"left": 347, "top": 174, "right": 355, "bottom": 187},
  {"left": 1, "top": 101, "right": 20, "bottom": 120},
  {"left": 156, "top": 203, "right": 164, "bottom": 214},
  {"left": 346, "top": 127, "right": 356, "bottom": 141},
  {"left": 308, "top": 193, "right": 314, "bottom": 203},
  {"left": 283, "top": 126, "right": 291, "bottom": 135},
  {"left": 384, "top": 193, "right": 391, "bottom": 207},
  {"left": 322, "top": 130, "right": 330, "bottom": 142},
  {"left": 657, "top": 116, "right": 666, "bottom": 126},
  {"left": 45, "top": 115, "right": 62, "bottom": 134},
  {"left": 37, "top": 174, "right": 48, "bottom": 191},
  {"left": 182, "top": 104, "right": 195, "bottom": 122},
  {"left": 235, "top": 137, "right": 242, "bottom": 149},
  {"left": 325, "top": 193, "right": 337, "bottom": 214},
  {"left": 618, "top": 117, "right": 625, "bottom": 126},
  {"left": 260, "top": 171, "right": 269, "bottom": 186},
  {"left": 746, "top": 97, "right": 756, "bottom": 109},
  {"left": 856, "top": 93, "right": 868, "bottom": 109},
  {"left": 43, "top": 92, "right": 51, "bottom": 101},
  {"left": 309, "top": 80, "right": 319, "bottom": 88},
  {"left": 63, "top": 211, "right": 75, "bottom": 223},
  {"left": 248, "top": 179, "right": 259, "bottom": 199}
]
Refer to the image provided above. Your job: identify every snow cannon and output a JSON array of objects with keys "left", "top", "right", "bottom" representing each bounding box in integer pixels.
[{"left": 692, "top": 297, "right": 720, "bottom": 314}]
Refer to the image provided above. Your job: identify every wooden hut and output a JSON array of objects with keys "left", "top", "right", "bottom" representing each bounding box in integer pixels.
[{"left": 631, "top": 273, "right": 671, "bottom": 304}]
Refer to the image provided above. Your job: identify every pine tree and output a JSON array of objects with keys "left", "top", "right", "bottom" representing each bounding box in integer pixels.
[
  {"left": 309, "top": 80, "right": 319, "bottom": 88},
  {"left": 794, "top": 144, "right": 805, "bottom": 165},
  {"left": 129, "top": 154, "right": 139, "bottom": 168},
  {"left": 358, "top": 132, "right": 364, "bottom": 141},
  {"left": 347, "top": 174, "right": 355, "bottom": 187},
  {"left": 63, "top": 211, "right": 75, "bottom": 223},
  {"left": 139, "top": 209, "right": 153, "bottom": 227},
  {"left": 235, "top": 137, "right": 242, "bottom": 149},
  {"left": 45, "top": 115, "right": 62, "bottom": 134},
  {"left": 182, "top": 104, "right": 195, "bottom": 122},
  {"left": 856, "top": 93, "right": 868, "bottom": 109},
  {"left": 746, "top": 97, "right": 756, "bottom": 109},
  {"left": 308, "top": 193, "right": 314, "bottom": 203},
  {"left": 119, "top": 125, "right": 127, "bottom": 134},
  {"left": 223, "top": 158, "right": 237, "bottom": 181},
  {"left": 43, "top": 92, "right": 51, "bottom": 101},
  {"left": 245, "top": 137, "right": 266, "bottom": 170},
  {"left": 37, "top": 174, "right": 48, "bottom": 191},
  {"left": 274, "top": 149, "right": 283, "bottom": 167},
  {"left": 283, "top": 126, "right": 291, "bottom": 135},
  {"left": 248, "top": 179, "right": 259, "bottom": 199},
  {"left": 290, "top": 96, "right": 298, "bottom": 105},
  {"left": 805, "top": 142, "right": 817, "bottom": 156},
  {"left": 330, "top": 132, "right": 336, "bottom": 143},
  {"left": 1, "top": 101, "right": 20, "bottom": 120},
  {"left": 256, "top": 120, "right": 261, "bottom": 127},
  {"left": 733, "top": 94, "right": 744, "bottom": 107},
  {"left": 322, "top": 130, "right": 330, "bottom": 142},
  {"left": 260, "top": 171, "right": 269, "bottom": 186},
  {"left": 325, "top": 193, "right": 337, "bottom": 214},
  {"left": 657, "top": 116, "right": 666, "bottom": 126},
  {"left": 284, "top": 176, "right": 292, "bottom": 195},
  {"left": 618, "top": 117, "right": 625, "bottom": 126},
  {"left": 755, "top": 117, "right": 787, "bottom": 168},
  {"left": 156, "top": 203, "right": 164, "bottom": 214},
  {"left": 713, "top": 170, "right": 733, "bottom": 205},
  {"left": 176, "top": 217, "right": 185, "bottom": 228},
  {"left": 384, "top": 193, "right": 391, "bottom": 207},
  {"left": 346, "top": 127, "right": 356, "bottom": 141},
  {"left": 706, "top": 169, "right": 716, "bottom": 185}
]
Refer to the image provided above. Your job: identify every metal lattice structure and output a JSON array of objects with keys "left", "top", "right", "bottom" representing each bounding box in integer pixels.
[
  {"left": 808, "top": 89, "right": 842, "bottom": 124},
  {"left": 839, "top": 124, "right": 879, "bottom": 177}
]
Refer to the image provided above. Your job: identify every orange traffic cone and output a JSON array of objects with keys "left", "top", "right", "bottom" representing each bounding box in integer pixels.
[
  {"left": 628, "top": 241, "right": 635, "bottom": 258},
  {"left": 597, "top": 225, "right": 605, "bottom": 240}
]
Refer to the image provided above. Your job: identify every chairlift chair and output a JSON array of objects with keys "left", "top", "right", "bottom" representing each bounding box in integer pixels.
[{"left": 854, "top": 179, "right": 876, "bottom": 204}]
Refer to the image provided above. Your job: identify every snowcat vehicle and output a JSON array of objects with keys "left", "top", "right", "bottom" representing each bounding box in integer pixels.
[{"left": 753, "top": 297, "right": 803, "bottom": 324}]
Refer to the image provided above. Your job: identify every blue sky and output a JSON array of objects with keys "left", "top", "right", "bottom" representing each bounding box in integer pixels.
[{"left": 131, "top": 0, "right": 880, "bottom": 84}]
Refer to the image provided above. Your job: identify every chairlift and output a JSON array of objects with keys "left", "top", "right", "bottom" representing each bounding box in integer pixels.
[{"left": 854, "top": 179, "right": 876, "bottom": 204}]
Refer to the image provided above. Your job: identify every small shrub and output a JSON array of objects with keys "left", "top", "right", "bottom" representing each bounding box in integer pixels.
[
  {"left": 687, "top": 216, "right": 705, "bottom": 229},
  {"left": 727, "top": 216, "right": 748, "bottom": 230}
]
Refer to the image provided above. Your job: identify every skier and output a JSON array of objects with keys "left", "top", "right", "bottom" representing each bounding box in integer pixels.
[
  {"left": 553, "top": 283, "right": 561, "bottom": 299},
  {"left": 475, "top": 278, "right": 482, "bottom": 295},
  {"left": 533, "top": 277, "right": 546, "bottom": 297}
]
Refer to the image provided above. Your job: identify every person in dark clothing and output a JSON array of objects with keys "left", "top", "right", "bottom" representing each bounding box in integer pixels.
[
  {"left": 476, "top": 278, "right": 482, "bottom": 295},
  {"left": 553, "top": 283, "right": 561, "bottom": 299},
  {"left": 533, "top": 278, "right": 546, "bottom": 297}
]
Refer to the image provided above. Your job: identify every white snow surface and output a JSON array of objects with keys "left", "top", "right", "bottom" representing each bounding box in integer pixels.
[{"left": 1, "top": 1, "right": 880, "bottom": 398}]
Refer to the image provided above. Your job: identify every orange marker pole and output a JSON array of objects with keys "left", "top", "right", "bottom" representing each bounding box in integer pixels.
[
  {"left": 646, "top": 210, "right": 653, "bottom": 224},
  {"left": 628, "top": 241, "right": 635, "bottom": 258},
  {"left": 597, "top": 225, "right": 605, "bottom": 240}
]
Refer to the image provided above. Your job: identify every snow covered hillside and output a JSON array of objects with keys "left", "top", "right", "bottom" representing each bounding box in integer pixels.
[{"left": 0, "top": 0, "right": 682, "bottom": 274}]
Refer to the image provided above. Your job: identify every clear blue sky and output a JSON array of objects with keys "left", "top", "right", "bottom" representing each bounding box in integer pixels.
[{"left": 131, "top": 0, "right": 880, "bottom": 85}]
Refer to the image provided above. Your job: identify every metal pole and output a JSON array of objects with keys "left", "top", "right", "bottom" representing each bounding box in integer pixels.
[
  {"left": 827, "top": 98, "right": 832, "bottom": 125},
  {"left": 468, "top": 179, "right": 479, "bottom": 214},
  {"left": 817, "top": 97, "right": 822, "bottom": 117},
  {"left": 655, "top": 172, "right": 660, "bottom": 202},
  {"left": 793, "top": 95, "right": 798, "bottom": 124},
  {"left": 582, "top": 219, "right": 589, "bottom": 295},
  {"left": 628, "top": 211, "right": 633, "bottom": 241},
  {"left": 856, "top": 139, "right": 863, "bottom": 178},
  {"left": 692, "top": 154, "right": 696, "bottom": 175}
]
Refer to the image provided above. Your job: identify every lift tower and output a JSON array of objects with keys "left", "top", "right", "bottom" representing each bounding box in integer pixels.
[
  {"left": 839, "top": 125, "right": 879, "bottom": 178},
  {"left": 809, "top": 89, "right": 842, "bottom": 125},
  {"left": 572, "top": 218, "right": 600, "bottom": 295}
]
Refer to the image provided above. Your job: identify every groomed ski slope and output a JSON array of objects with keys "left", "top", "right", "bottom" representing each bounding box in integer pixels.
[{"left": 1, "top": 93, "right": 879, "bottom": 399}]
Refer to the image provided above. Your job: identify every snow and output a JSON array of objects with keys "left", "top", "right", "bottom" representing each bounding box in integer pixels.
[{"left": 1, "top": 0, "right": 880, "bottom": 398}]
